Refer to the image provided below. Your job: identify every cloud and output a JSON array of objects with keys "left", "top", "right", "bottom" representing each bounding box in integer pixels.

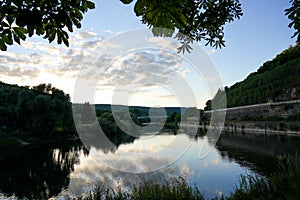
[
  {"left": 21, "top": 40, "right": 34, "bottom": 49},
  {"left": 118, "top": 135, "right": 175, "bottom": 153},
  {"left": 181, "top": 163, "right": 194, "bottom": 178},
  {"left": 75, "top": 31, "right": 98, "bottom": 40},
  {"left": 0, "top": 65, "right": 10, "bottom": 73},
  {"left": 207, "top": 49, "right": 217, "bottom": 55},
  {"left": 147, "top": 36, "right": 178, "bottom": 50},
  {"left": 102, "top": 30, "right": 114, "bottom": 34},
  {"left": 35, "top": 44, "right": 62, "bottom": 55},
  {"left": 57, "top": 146, "right": 181, "bottom": 197},
  {"left": 0, "top": 29, "right": 210, "bottom": 107},
  {"left": 0, "top": 65, "right": 40, "bottom": 78},
  {"left": 0, "top": 53, "right": 28, "bottom": 64},
  {"left": 17, "top": 68, "right": 39, "bottom": 77},
  {"left": 96, "top": 49, "right": 184, "bottom": 87}
]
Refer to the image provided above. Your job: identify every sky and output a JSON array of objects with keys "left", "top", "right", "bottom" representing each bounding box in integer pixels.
[{"left": 0, "top": 0, "right": 297, "bottom": 109}]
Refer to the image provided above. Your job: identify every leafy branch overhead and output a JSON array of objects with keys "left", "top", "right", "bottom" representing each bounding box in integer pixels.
[
  {"left": 126, "top": 0, "right": 243, "bottom": 52},
  {"left": 285, "top": 0, "right": 300, "bottom": 42},
  {"left": 0, "top": 0, "right": 95, "bottom": 51},
  {"left": 0, "top": 0, "right": 242, "bottom": 52},
  {"left": 0, "top": 0, "right": 299, "bottom": 52}
]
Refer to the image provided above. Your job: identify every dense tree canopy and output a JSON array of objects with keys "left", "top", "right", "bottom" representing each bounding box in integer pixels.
[
  {"left": 0, "top": 82, "right": 75, "bottom": 136},
  {"left": 0, "top": 0, "right": 299, "bottom": 52}
]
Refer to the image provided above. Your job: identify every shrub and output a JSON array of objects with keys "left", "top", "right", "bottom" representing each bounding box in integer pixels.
[{"left": 131, "top": 177, "right": 203, "bottom": 200}]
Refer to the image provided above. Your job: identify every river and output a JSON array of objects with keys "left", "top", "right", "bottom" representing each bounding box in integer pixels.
[{"left": 1, "top": 130, "right": 300, "bottom": 199}]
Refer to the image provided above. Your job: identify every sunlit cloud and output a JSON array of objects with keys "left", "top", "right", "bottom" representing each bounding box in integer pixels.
[
  {"left": 146, "top": 36, "right": 178, "bottom": 50},
  {"left": 0, "top": 29, "right": 212, "bottom": 108},
  {"left": 76, "top": 31, "right": 98, "bottom": 40}
]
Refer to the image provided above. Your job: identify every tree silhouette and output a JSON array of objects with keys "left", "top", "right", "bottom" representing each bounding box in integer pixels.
[
  {"left": 0, "top": 82, "right": 75, "bottom": 136},
  {"left": 0, "top": 144, "right": 85, "bottom": 199}
]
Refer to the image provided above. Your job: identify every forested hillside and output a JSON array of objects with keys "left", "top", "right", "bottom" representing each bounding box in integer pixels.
[
  {"left": 205, "top": 44, "right": 300, "bottom": 110},
  {"left": 0, "top": 82, "right": 75, "bottom": 136}
]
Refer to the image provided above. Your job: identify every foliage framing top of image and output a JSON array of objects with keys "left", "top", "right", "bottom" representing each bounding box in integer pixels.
[
  {"left": 0, "top": 0, "right": 95, "bottom": 51},
  {"left": 131, "top": 0, "right": 243, "bottom": 51},
  {"left": 1, "top": 0, "right": 300, "bottom": 53}
]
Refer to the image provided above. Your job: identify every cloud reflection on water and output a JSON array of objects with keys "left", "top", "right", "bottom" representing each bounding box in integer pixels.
[{"left": 56, "top": 133, "right": 253, "bottom": 199}]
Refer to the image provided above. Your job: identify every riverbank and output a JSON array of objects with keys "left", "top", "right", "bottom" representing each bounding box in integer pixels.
[
  {"left": 0, "top": 129, "right": 79, "bottom": 149},
  {"left": 223, "top": 121, "right": 300, "bottom": 136},
  {"left": 0, "top": 131, "right": 81, "bottom": 161}
]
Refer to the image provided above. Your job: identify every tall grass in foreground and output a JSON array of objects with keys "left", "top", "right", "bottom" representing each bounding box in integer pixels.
[
  {"left": 227, "top": 152, "right": 300, "bottom": 200},
  {"left": 75, "top": 153, "right": 300, "bottom": 200},
  {"left": 130, "top": 177, "right": 203, "bottom": 200},
  {"left": 75, "top": 177, "right": 204, "bottom": 200}
]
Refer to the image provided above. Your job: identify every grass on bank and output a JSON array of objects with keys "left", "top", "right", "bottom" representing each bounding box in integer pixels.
[
  {"left": 75, "top": 177, "right": 204, "bottom": 200},
  {"left": 227, "top": 152, "right": 300, "bottom": 200},
  {"left": 75, "top": 153, "right": 300, "bottom": 200}
]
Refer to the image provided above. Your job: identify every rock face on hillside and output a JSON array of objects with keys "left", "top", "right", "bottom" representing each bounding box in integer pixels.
[
  {"left": 228, "top": 103, "right": 299, "bottom": 121},
  {"left": 276, "top": 87, "right": 300, "bottom": 101},
  {"left": 203, "top": 103, "right": 300, "bottom": 133},
  {"left": 204, "top": 103, "right": 300, "bottom": 121}
]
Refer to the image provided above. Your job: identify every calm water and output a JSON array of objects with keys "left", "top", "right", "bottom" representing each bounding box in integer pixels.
[{"left": 1, "top": 131, "right": 300, "bottom": 199}]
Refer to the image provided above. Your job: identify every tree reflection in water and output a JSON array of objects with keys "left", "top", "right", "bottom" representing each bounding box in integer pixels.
[
  {"left": 0, "top": 142, "right": 88, "bottom": 199},
  {"left": 215, "top": 132, "right": 300, "bottom": 176}
]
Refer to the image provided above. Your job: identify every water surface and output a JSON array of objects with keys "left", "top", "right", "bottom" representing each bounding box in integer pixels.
[{"left": 1, "top": 131, "right": 300, "bottom": 199}]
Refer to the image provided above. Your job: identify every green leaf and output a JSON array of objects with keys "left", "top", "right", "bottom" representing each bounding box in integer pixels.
[
  {"left": 48, "top": 31, "right": 56, "bottom": 43},
  {"left": 120, "top": 0, "right": 134, "bottom": 4},
  {"left": 2, "top": 34, "right": 13, "bottom": 45},
  {"left": 1, "top": 21, "right": 10, "bottom": 28},
  {"left": 62, "top": 30, "right": 69, "bottom": 39},
  {"left": 6, "top": 17, "right": 14, "bottom": 25},
  {"left": 86, "top": 1, "right": 95, "bottom": 9},
  {"left": 13, "top": 27, "right": 27, "bottom": 35},
  {"left": 28, "top": 26, "right": 34, "bottom": 37},
  {"left": 74, "top": 10, "right": 83, "bottom": 20},
  {"left": 36, "top": 27, "right": 45, "bottom": 35},
  {"left": 18, "top": 33, "right": 26, "bottom": 40},
  {"left": 134, "top": 0, "right": 145, "bottom": 16},
  {"left": 62, "top": 36, "right": 69, "bottom": 47},
  {"left": 13, "top": 34, "right": 21, "bottom": 45},
  {"left": 66, "top": 17, "right": 73, "bottom": 32},
  {"left": 71, "top": 17, "right": 82, "bottom": 28},
  {"left": 0, "top": 39, "right": 7, "bottom": 51},
  {"left": 57, "top": 32, "right": 62, "bottom": 44}
]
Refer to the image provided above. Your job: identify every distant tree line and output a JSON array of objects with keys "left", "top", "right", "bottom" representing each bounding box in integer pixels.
[
  {"left": 205, "top": 44, "right": 300, "bottom": 110},
  {"left": 0, "top": 82, "right": 75, "bottom": 137}
]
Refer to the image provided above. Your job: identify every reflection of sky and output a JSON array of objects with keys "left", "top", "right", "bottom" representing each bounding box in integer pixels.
[
  {"left": 177, "top": 139, "right": 253, "bottom": 198},
  {"left": 56, "top": 133, "right": 255, "bottom": 199}
]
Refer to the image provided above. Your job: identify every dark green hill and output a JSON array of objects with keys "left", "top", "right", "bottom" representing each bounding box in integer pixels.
[
  {"left": 205, "top": 44, "right": 300, "bottom": 110},
  {"left": 95, "top": 104, "right": 185, "bottom": 117}
]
